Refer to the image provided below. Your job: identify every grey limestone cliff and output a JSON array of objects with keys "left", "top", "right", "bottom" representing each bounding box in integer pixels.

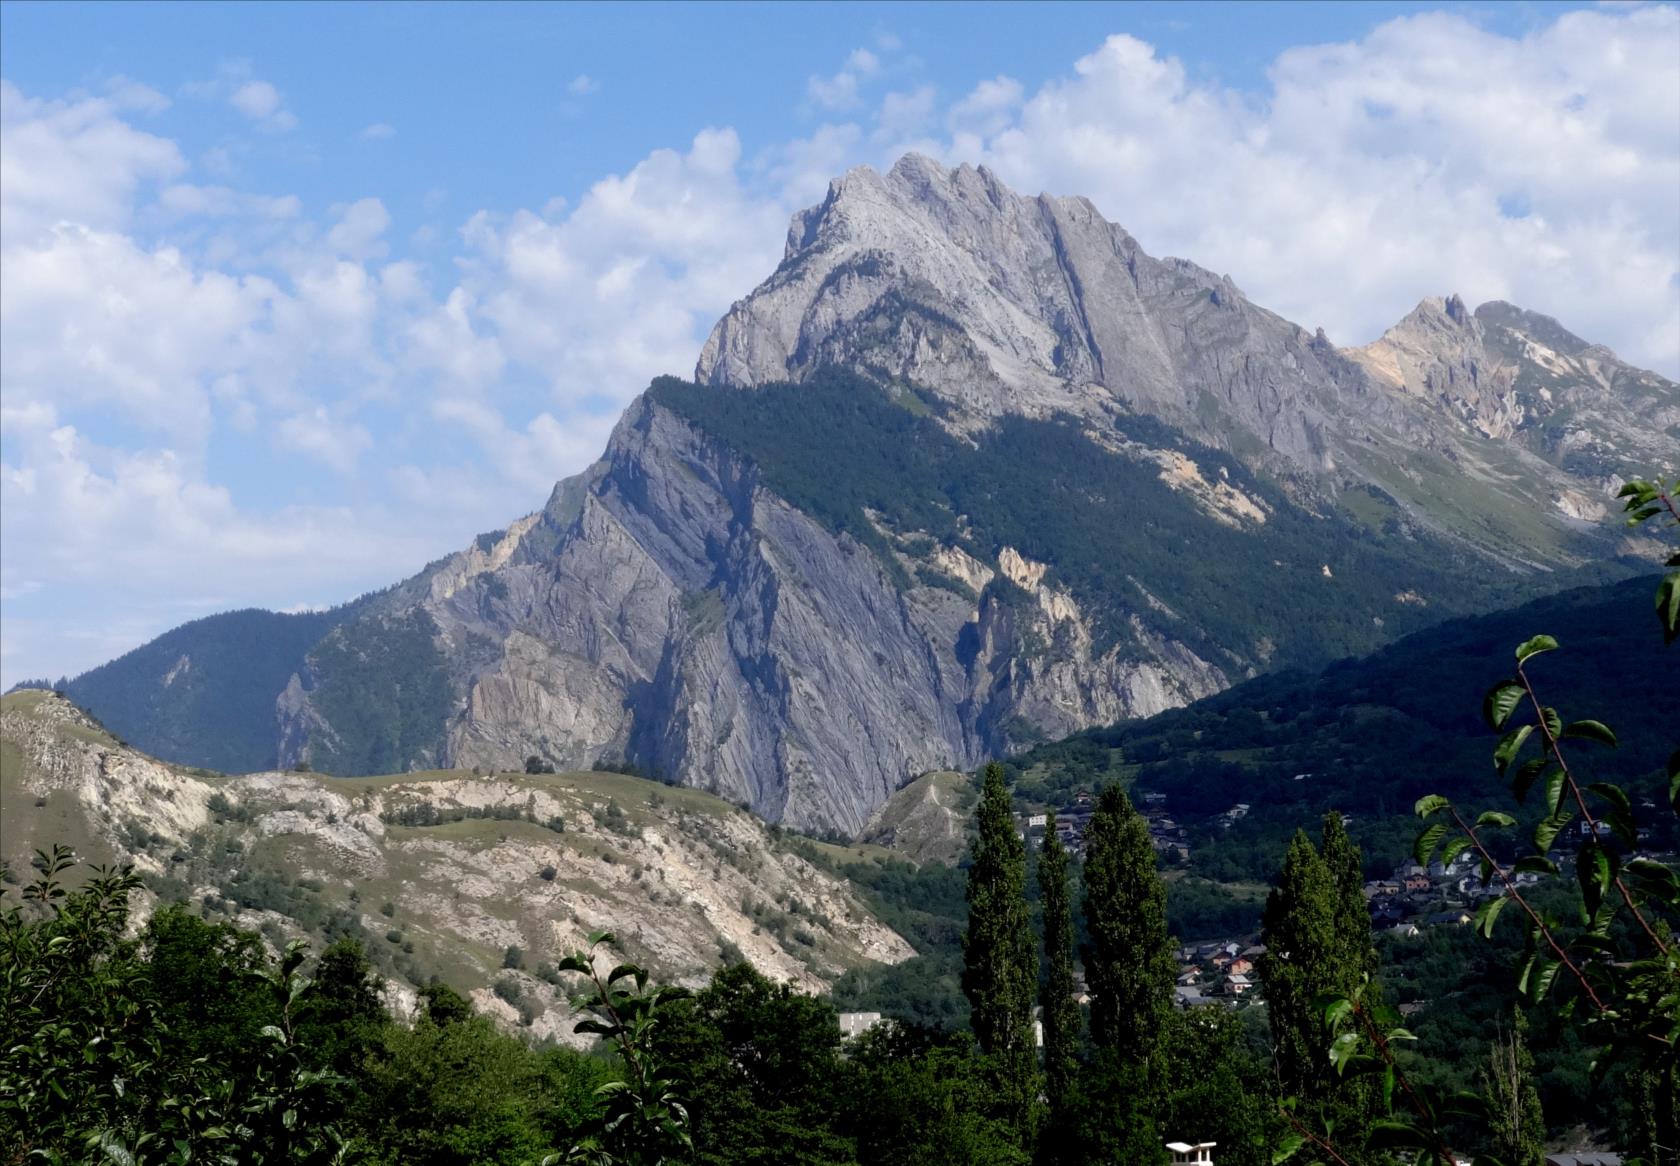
[{"left": 69, "top": 154, "right": 1677, "bottom": 837}]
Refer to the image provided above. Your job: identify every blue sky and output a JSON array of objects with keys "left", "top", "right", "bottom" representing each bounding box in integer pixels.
[{"left": 2, "top": 0, "right": 1677, "bottom": 687}]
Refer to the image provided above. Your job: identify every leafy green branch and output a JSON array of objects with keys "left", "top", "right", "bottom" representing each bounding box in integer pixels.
[{"left": 545, "top": 931, "right": 691, "bottom": 1166}]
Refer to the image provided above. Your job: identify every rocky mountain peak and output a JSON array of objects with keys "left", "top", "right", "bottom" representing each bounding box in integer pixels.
[{"left": 697, "top": 153, "right": 1357, "bottom": 467}]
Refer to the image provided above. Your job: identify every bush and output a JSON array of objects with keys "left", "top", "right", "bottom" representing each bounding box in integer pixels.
[{"left": 502, "top": 944, "right": 524, "bottom": 970}]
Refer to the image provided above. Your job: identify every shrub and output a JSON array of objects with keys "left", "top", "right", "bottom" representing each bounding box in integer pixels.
[{"left": 502, "top": 944, "right": 524, "bottom": 970}]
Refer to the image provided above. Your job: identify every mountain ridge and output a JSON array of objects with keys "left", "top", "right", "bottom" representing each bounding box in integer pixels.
[{"left": 39, "top": 155, "right": 1677, "bottom": 833}]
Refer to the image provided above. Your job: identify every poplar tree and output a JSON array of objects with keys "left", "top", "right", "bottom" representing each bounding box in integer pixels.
[
  {"left": 1483, "top": 1006, "right": 1544, "bottom": 1166},
  {"left": 1080, "top": 785, "right": 1175, "bottom": 1066},
  {"left": 962, "top": 762, "right": 1039, "bottom": 1134},
  {"left": 1260, "top": 815, "right": 1380, "bottom": 1158},
  {"left": 1038, "top": 811, "right": 1081, "bottom": 1112}
]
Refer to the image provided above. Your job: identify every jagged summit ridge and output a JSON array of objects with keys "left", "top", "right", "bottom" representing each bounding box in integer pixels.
[
  {"left": 50, "top": 154, "right": 1678, "bottom": 837},
  {"left": 698, "top": 154, "right": 1352, "bottom": 467}
]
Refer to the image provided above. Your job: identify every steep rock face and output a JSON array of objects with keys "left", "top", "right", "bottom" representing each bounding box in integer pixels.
[
  {"left": 698, "top": 154, "right": 1377, "bottom": 471},
  {"left": 1350, "top": 296, "right": 1680, "bottom": 484},
  {"left": 279, "top": 395, "right": 1226, "bottom": 833},
  {"left": 61, "top": 155, "right": 1677, "bottom": 838},
  {"left": 699, "top": 155, "right": 1676, "bottom": 539}
]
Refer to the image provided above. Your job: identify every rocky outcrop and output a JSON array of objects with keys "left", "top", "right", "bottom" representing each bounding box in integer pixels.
[
  {"left": 62, "top": 155, "right": 1678, "bottom": 839},
  {"left": 698, "top": 154, "right": 1378, "bottom": 471},
  {"left": 1, "top": 690, "right": 913, "bottom": 1043},
  {"left": 1347, "top": 296, "right": 1680, "bottom": 475},
  {"left": 276, "top": 396, "right": 1227, "bottom": 834}
]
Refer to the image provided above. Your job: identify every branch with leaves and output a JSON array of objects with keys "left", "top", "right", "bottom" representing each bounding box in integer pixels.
[{"left": 545, "top": 931, "right": 692, "bottom": 1166}]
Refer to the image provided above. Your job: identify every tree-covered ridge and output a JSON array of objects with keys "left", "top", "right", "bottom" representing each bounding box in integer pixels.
[
  {"left": 54, "top": 607, "right": 348, "bottom": 774},
  {"left": 1006, "top": 574, "right": 1675, "bottom": 881},
  {"left": 303, "top": 609, "right": 454, "bottom": 776},
  {"left": 649, "top": 370, "right": 1632, "bottom": 671}
]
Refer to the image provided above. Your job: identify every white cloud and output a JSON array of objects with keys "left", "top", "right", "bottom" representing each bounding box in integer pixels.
[
  {"left": 229, "top": 79, "right": 281, "bottom": 119},
  {"left": 568, "top": 74, "right": 598, "bottom": 96},
  {"left": 947, "top": 75, "right": 1022, "bottom": 137},
  {"left": 0, "top": 81, "right": 185, "bottom": 241},
  {"left": 2, "top": 4, "right": 1677, "bottom": 685},
  {"left": 955, "top": 9, "right": 1680, "bottom": 373},
  {"left": 184, "top": 62, "right": 298, "bottom": 132},
  {"left": 807, "top": 46, "right": 886, "bottom": 111},
  {"left": 359, "top": 121, "right": 396, "bottom": 141},
  {"left": 276, "top": 406, "right": 372, "bottom": 473},
  {"left": 324, "top": 197, "right": 392, "bottom": 261},
  {"left": 457, "top": 127, "right": 787, "bottom": 406}
]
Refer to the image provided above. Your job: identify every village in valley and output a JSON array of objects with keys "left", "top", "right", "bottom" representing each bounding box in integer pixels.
[{"left": 1013, "top": 792, "right": 1629, "bottom": 1013}]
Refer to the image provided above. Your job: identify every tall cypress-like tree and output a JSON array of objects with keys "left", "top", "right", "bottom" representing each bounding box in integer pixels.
[
  {"left": 1081, "top": 785, "right": 1175, "bottom": 1066},
  {"left": 1260, "top": 815, "right": 1380, "bottom": 1159},
  {"left": 1483, "top": 1006, "right": 1544, "bottom": 1166},
  {"left": 1260, "top": 830, "right": 1337, "bottom": 1103},
  {"left": 1038, "top": 811, "right": 1081, "bottom": 1112},
  {"left": 962, "top": 762, "right": 1039, "bottom": 1134},
  {"left": 1320, "top": 812, "right": 1378, "bottom": 983}
]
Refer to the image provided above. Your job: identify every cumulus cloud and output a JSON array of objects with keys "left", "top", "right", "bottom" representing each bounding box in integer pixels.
[
  {"left": 456, "top": 127, "right": 786, "bottom": 405},
  {"left": 955, "top": 8, "right": 1680, "bottom": 371},
  {"left": 0, "top": 81, "right": 185, "bottom": 241},
  {"left": 807, "top": 47, "right": 884, "bottom": 111},
  {"left": 568, "top": 74, "right": 598, "bottom": 96},
  {"left": 2, "top": 4, "right": 1676, "bottom": 685},
  {"left": 184, "top": 62, "right": 298, "bottom": 132},
  {"left": 358, "top": 121, "right": 395, "bottom": 141}
]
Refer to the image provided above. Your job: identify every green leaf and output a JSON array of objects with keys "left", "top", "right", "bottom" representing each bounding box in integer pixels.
[
  {"left": 1669, "top": 748, "right": 1680, "bottom": 815},
  {"left": 1320, "top": 995, "right": 1354, "bottom": 1026},
  {"left": 1512, "top": 855, "right": 1557, "bottom": 876},
  {"left": 1414, "top": 794, "right": 1450, "bottom": 819},
  {"left": 1540, "top": 706, "right": 1562, "bottom": 742},
  {"left": 1544, "top": 767, "right": 1568, "bottom": 816},
  {"left": 1441, "top": 836, "right": 1471, "bottom": 868},
  {"left": 1475, "top": 810, "right": 1516, "bottom": 830},
  {"left": 1414, "top": 823, "right": 1447, "bottom": 867},
  {"left": 1576, "top": 843, "right": 1610, "bottom": 916},
  {"left": 1271, "top": 1134, "right": 1306, "bottom": 1165},
  {"left": 1475, "top": 895, "right": 1510, "bottom": 939},
  {"left": 1493, "top": 725, "right": 1533, "bottom": 776},
  {"left": 1483, "top": 681, "right": 1524, "bottom": 730},
  {"left": 1514, "top": 634, "right": 1558, "bottom": 663},
  {"left": 1510, "top": 758, "right": 1548, "bottom": 803},
  {"left": 1329, "top": 1030, "right": 1361, "bottom": 1073},
  {"left": 1561, "top": 720, "right": 1618, "bottom": 748},
  {"left": 1586, "top": 782, "right": 1631, "bottom": 816},
  {"left": 1533, "top": 812, "right": 1572, "bottom": 855}
]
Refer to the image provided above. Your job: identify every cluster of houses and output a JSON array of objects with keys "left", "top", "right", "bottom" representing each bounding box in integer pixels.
[
  {"left": 1172, "top": 938, "right": 1265, "bottom": 1008},
  {"left": 1363, "top": 851, "right": 1544, "bottom": 935},
  {"left": 1020, "top": 790, "right": 1205, "bottom": 860},
  {"left": 1022, "top": 790, "right": 1096, "bottom": 854}
]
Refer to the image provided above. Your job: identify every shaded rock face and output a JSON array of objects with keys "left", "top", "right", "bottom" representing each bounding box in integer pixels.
[
  {"left": 68, "top": 154, "right": 1676, "bottom": 837},
  {"left": 280, "top": 396, "right": 1226, "bottom": 834}
]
